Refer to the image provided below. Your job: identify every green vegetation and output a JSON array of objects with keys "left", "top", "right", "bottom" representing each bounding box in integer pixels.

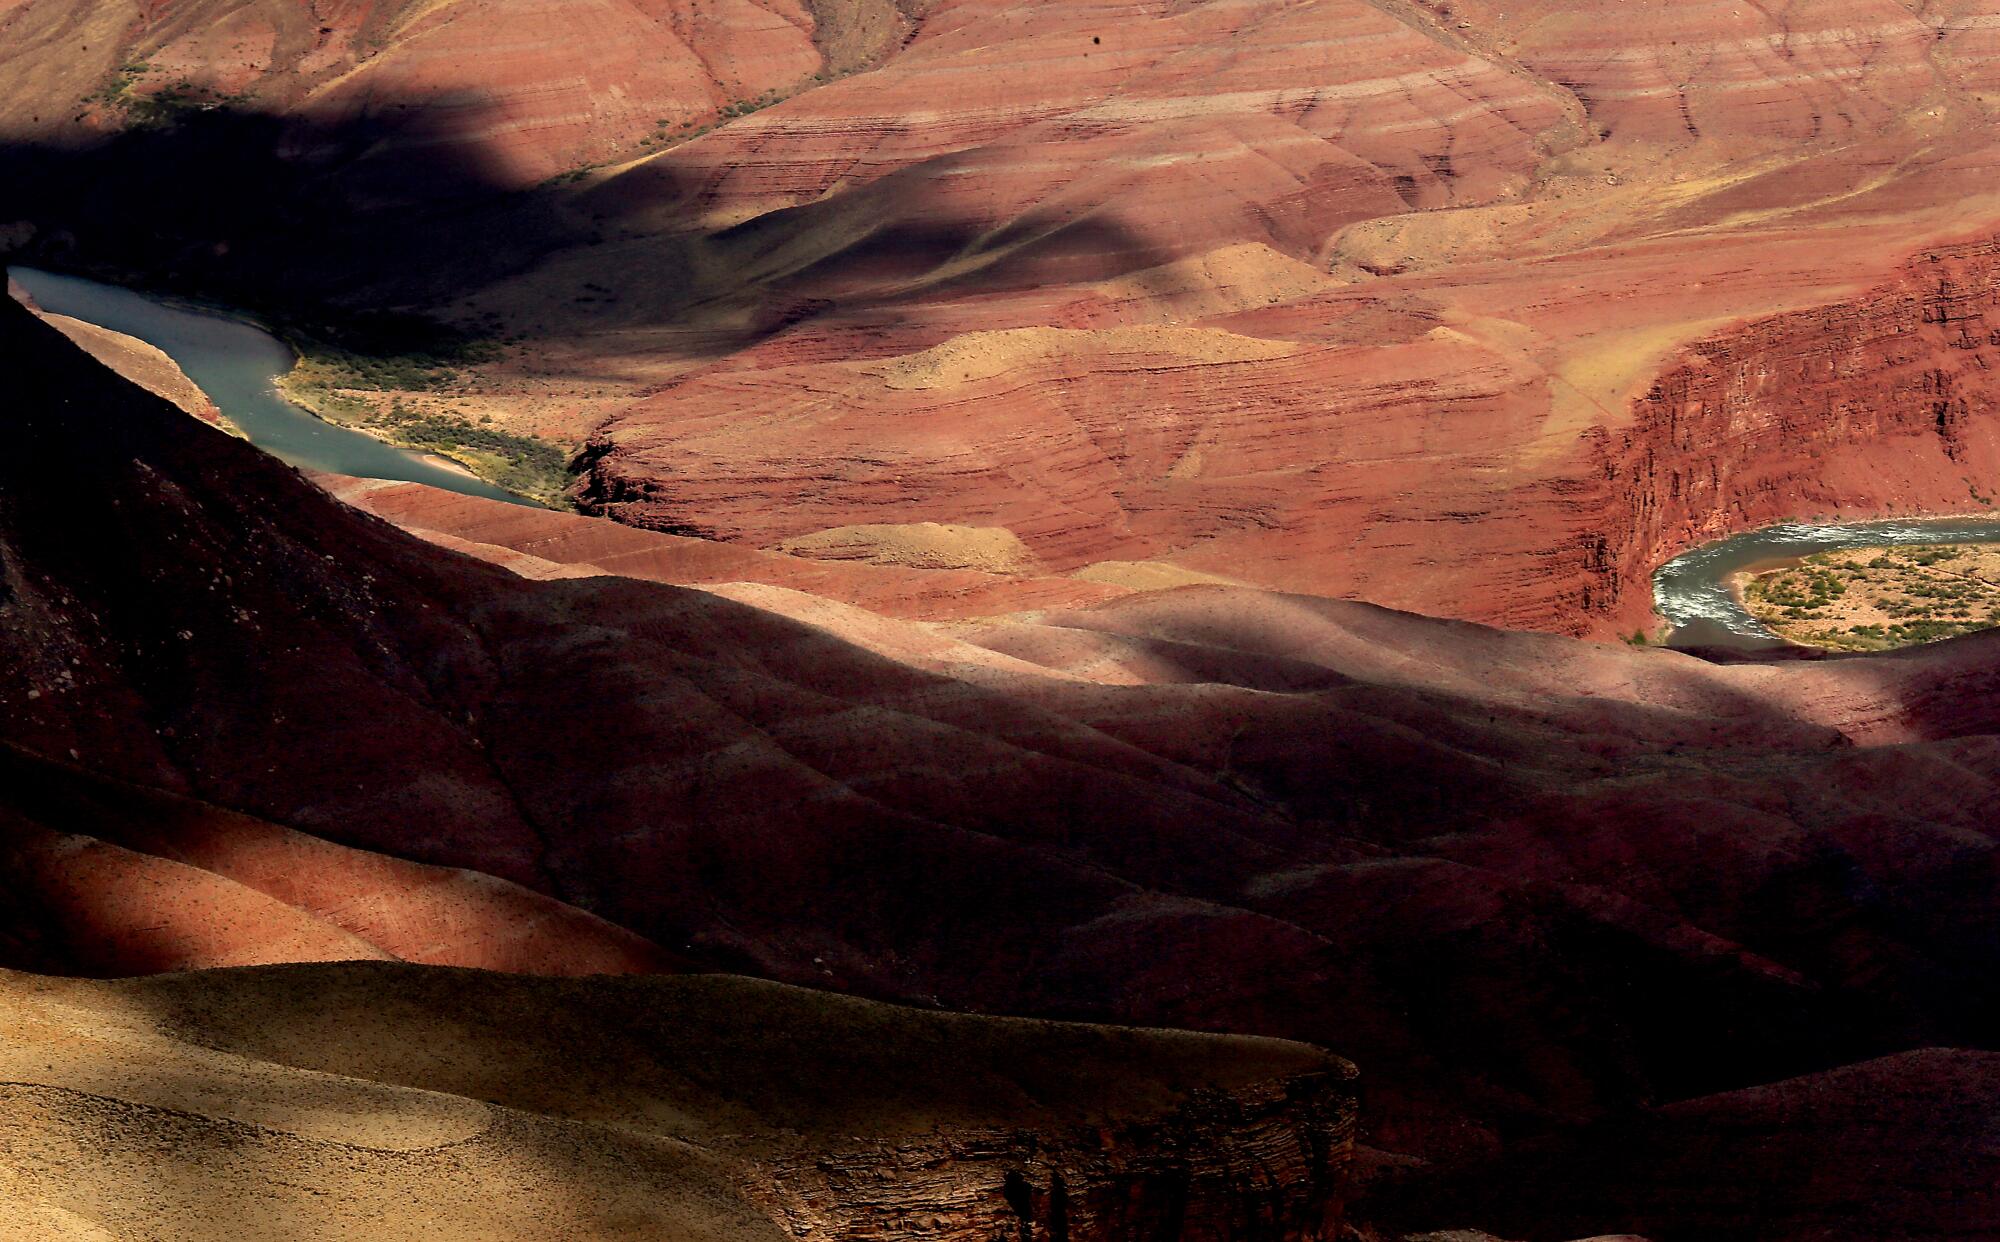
[
  {"left": 382, "top": 402, "right": 570, "bottom": 502},
  {"left": 290, "top": 344, "right": 471, "bottom": 393},
  {"left": 284, "top": 310, "right": 504, "bottom": 386},
  {"left": 1743, "top": 560, "right": 1847, "bottom": 620},
  {"left": 631, "top": 78, "right": 837, "bottom": 155},
  {"left": 1748, "top": 543, "right": 2000, "bottom": 651},
  {"left": 717, "top": 89, "right": 782, "bottom": 119},
  {"left": 87, "top": 63, "right": 242, "bottom": 127},
  {"left": 1801, "top": 618, "right": 1996, "bottom": 651},
  {"left": 279, "top": 321, "right": 571, "bottom": 506},
  {"left": 85, "top": 62, "right": 151, "bottom": 107}
]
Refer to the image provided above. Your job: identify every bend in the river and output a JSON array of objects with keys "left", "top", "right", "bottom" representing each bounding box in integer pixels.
[
  {"left": 8, "top": 266, "right": 535, "bottom": 507},
  {"left": 1655, "top": 517, "right": 2000, "bottom": 649}
]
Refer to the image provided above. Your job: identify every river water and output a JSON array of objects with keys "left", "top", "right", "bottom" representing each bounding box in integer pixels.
[
  {"left": 7, "top": 266, "right": 532, "bottom": 506},
  {"left": 1654, "top": 516, "right": 2000, "bottom": 648}
]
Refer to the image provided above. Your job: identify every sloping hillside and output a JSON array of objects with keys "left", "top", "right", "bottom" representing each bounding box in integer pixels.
[
  {"left": 7, "top": 278, "right": 2000, "bottom": 1237},
  {"left": 0, "top": 962, "right": 1352, "bottom": 1240}
]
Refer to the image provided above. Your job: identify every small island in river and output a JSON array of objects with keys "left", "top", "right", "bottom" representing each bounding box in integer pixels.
[{"left": 1743, "top": 544, "right": 2000, "bottom": 650}]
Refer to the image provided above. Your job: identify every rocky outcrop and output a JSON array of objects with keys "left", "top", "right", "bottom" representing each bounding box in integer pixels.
[{"left": 750, "top": 1072, "right": 1353, "bottom": 1242}]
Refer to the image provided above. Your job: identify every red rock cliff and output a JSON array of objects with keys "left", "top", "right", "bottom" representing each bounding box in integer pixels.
[{"left": 1584, "top": 233, "right": 2000, "bottom": 631}]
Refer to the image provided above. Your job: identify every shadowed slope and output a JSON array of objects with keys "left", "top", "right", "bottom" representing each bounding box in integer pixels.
[
  {"left": 6, "top": 287, "right": 2000, "bottom": 1234},
  {"left": 1384, "top": 1049, "right": 2000, "bottom": 1241}
]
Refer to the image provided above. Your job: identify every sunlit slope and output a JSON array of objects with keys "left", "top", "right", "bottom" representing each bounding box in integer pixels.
[{"left": 0, "top": 963, "right": 1352, "bottom": 1241}]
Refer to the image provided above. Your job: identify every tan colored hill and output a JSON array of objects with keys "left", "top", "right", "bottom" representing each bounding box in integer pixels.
[
  {"left": 5, "top": 275, "right": 219, "bottom": 423},
  {"left": 0, "top": 962, "right": 1353, "bottom": 1240}
]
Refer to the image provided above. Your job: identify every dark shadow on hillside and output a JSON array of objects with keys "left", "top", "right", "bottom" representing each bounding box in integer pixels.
[
  {"left": 0, "top": 97, "right": 1181, "bottom": 364},
  {"left": 0, "top": 98, "right": 611, "bottom": 338},
  {"left": 614, "top": 163, "right": 1185, "bottom": 349}
]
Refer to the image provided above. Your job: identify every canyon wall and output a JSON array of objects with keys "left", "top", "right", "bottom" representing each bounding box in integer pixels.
[
  {"left": 12, "top": 269, "right": 2000, "bottom": 1236},
  {"left": 1589, "top": 233, "right": 2000, "bottom": 630},
  {"left": 16, "top": 0, "right": 2000, "bottom": 641}
]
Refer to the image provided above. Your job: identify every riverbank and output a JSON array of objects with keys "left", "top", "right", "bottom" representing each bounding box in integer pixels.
[
  {"left": 1652, "top": 515, "right": 2000, "bottom": 649},
  {"left": 7, "top": 266, "right": 540, "bottom": 508},
  {"left": 6, "top": 262, "right": 571, "bottom": 507},
  {"left": 275, "top": 369, "right": 573, "bottom": 508},
  {"left": 1742, "top": 544, "right": 2000, "bottom": 651}
]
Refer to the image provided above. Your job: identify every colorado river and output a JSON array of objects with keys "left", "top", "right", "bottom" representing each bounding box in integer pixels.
[
  {"left": 1655, "top": 516, "right": 2000, "bottom": 648},
  {"left": 7, "top": 266, "right": 533, "bottom": 506}
]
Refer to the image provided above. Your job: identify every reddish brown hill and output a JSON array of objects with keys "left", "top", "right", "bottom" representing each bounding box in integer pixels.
[
  {"left": 0, "top": 0, "right": 864, "bottom": 184},
  {"left": 7, "top": 293, "right": 2000, "bottom": 1240},
  {"left": 1391, "top": 1049, "right": 2000, "bottom": 1241}
]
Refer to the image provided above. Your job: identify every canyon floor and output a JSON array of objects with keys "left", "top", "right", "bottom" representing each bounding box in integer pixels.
[{"left": 5, "top": 0, "right": 2000, "bottom": 1237}]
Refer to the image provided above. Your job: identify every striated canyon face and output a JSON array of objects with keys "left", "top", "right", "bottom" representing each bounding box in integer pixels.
[
  {"left": 12, "top": 1, "right": 2000, "bottom": 634},
  {"left": 459, "top": 0, "right": 2000, "bottom": 636},
  {"left": 1594, "top": 236, "right": 2000, "bottom": 627}
]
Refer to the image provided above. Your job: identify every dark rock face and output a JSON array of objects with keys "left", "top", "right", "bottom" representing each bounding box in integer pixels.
[
  {"left": 750, "top": 1072, "right": 1355, "bottom": 1242},
  {"left": 1380, "top": 1050, "right": 2000, "bottom": 1242}
]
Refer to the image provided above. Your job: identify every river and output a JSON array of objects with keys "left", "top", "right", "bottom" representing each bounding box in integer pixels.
[
  {"left": 1654, "top": 516, "right": 2000, "bottom": 648},
  {"left": 7, "top": 266, "right": 534, "bottom": 506}
]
